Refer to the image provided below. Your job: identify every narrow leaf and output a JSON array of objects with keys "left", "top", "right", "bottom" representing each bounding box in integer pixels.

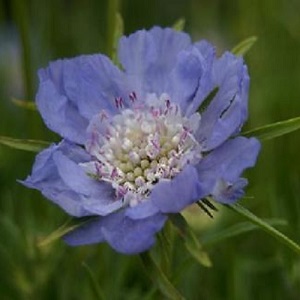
[
  {"left": 106, "top": 0, "right": 121, "bottom": 59},
  {"left": 231, "top": 36, "right": 257, "bottom": 56},
  {"left": 0, "top": 136, "right": 49, "bottom": 152},
  {"left": 169, "top": 213, "right": 212, "bottom": 267},
  {"left": 172, "top": 18, "right": 186, "bottom": 31},
  {"left": 38, "top": 217, "right": 94, "bottom": 247},
  {"left": 140, "top": 252, "right": 185, "bottom": 300},
  {"left": 156, "top": 225, "right": 172, "bottom": 275},
  {"left": 11, "top": 98, "right": 37, "bottom": 110},
  {"left": 227, "top": 203, "right": 300, "bottom": 255},
  {"left": 202, "top": 218, "right": 287, "bottom": 246},
  {"left": 82, "top": 262, "right": 105, "bottom": 300},
  {"left": 243, "top": 116, "right": 300, "bottom": 141},
  {"left": 197, "top": 87, "right": 219, "bottom": 114},
  {"left": 111, "top": 12, "right": 124, "bottom": 65}
]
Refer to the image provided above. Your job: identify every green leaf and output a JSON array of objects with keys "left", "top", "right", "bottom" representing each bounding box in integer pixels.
[
  {"left": 231, "top": 36, "right": 257, "bottom": 56},
  {"left": 169, "top": 213, "right": 212, "bottom": 267},
  {"left": 197, "top": 87, "right": 219, "bottom": 114},
  {"left": 11, "top": 98, "right": 37, "bottom": 110},
  {"left": 111, "top": 12, "right": 124, "bottom": 65},
  {"left": 106, "top": 0, "right": 121, "bottom": 59},
  {"left": 38, "top": 217, "right": 94, "bottom": 247},
  {"left": 140, "top": 251, "right": 185, "bottom": 300},
  {"left": 0, "top": 136, "right": 49, "bottom": 152},
  {"left": 243, "top": 116, "right": 300, "bottom": 141},
  {"left": 156, "top": 224, "right": 173, "bottom": 275},
  {"left": 82, "top": 262, "right": 105, "bottom": 300},
  {"left": 227, "top": 203, "right": 300, "bottom": 256},
  {"left": 202, "top": 218, "right": 287, "bottom": 246},
  {"left": 172, "top": 18, "right": 186, "bottom": 31}
]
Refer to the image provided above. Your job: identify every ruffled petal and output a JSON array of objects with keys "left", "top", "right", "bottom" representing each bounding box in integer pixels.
[
  {"left": 53, "top": 150, "right": 124, "bottom": 216},
  {"left": 149, "top": 165, "right": 205, "bottom": 213},
  {"left": 196, "top": 52, "right": 249, "bottom": 151},
  {"left": 165, "top": 41, "right": 214, "bottom": 115},
  {"left": 183, "top": 40, "right": 216, "bottom": 115},
  {"left": 21, "top": 140, "right": 122, "bottom": 217},
  {"left": 64, "top": 211, "right": 167, "bottom": 254},
  {"left": 125, "top": 199, "right": 160, "bottom": 220},
  {"left": 197, "top": 137, "right": 260, "bottom": 202},
  {"left": 211, "top": 177, "right": 248, "bottom": 204},
  {"left": 36, "top": 77, "right": 88, "bottom": 144},
  {"left": 37, "top": 54, "right": 129, "bottom": 143},
  {"left": 118, "top": 27, "right": 191, "bottom": 97}
]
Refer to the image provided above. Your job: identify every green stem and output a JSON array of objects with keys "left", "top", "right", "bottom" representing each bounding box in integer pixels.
[
  {"left": 12, "top": 0, "right": 34, "bottom": 101},
  {"left": 82, "top": 262, "right": 105, "bottom": 300},
  {"left": 227, "top": 203, "right": 300, "bottom": 256},
  {"left": 140, "top": 252, "right": 185, "bottom": 300},
  {"left": 106, "top": 0, "right": 120, "bottom": 58}
]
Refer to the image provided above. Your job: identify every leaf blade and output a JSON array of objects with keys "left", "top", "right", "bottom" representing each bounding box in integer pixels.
[
  {"left": 232, "top": 36, "right": 257, "bottom": 56},
  {"left": 0, "top": 136, "right": 49, "bottom": 152},
  {"left": 172, "top": 18, "right": 186, "bottom": 31},
  {"left": 140, "top": 251, "right": 185, "bottom": 300},
  {"left": 169, "top": 213, "right": 212, "bottom": 267},
  {"left": 11, "top": 98, "right": 37, "bottom": 110},
  {"left": 227, "top": 203, "right": 300, "bottom": 256},
  {"left": 202, "top": 218, "right": 287, "bottom": 246},
  {"left": 38, "top": 217, "right": 95, "bottom": 247},
  {"left": 243, "top": 116, "right": 300, "bottom": 141}
]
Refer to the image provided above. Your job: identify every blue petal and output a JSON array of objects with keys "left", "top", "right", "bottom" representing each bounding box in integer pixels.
[
  {"left": 183, "top": 40, "right": 216, "bottom": 115},
  {"left": 53, "top": 150, "right": 124, "bottom": 216},
  {"left": 211, "top": 178, "right": 248, "bottom": 204},
  {"left": 63, "top": 217, "right": 106, "bottom": 245},
  {"left": 36, "top": 78, "right": 88, "bottom": 144},
  {"left": 118, "top": 27, "right": 191, "bottom": 97},
  {"left": 149, "top": 165, "right": 205, "bottom": 213},
  {"left": 64, "top": 211, "right": 167, "bottom": 254},
  {"left": 197, "top": 137, "right": 260, "bottom": 202},
  {"left": 37, "top": 55, "right": 128, "bottom": 143},
  {"left": 196, "top": 52, "right": 249, "bottom": 151},
  {"left": 21, "top": 142, "right": 90, "bottom": 216},
  {"left": 167, "top": 41, "right": 215, "bottom": 114},
  {"left": 125, "top": 199, "right": 160, "bottom": 220},
  {"left": 21, "top": 140, "right": 122, "bottom": 217}
]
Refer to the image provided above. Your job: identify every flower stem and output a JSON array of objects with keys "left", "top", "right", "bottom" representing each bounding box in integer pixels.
[
  {"left": 227, "top": 203, "right": 300, "bottom": 256},
  {"left": 140, "top": 251, "right": 185, "bottom": 300},
  {"left": 12, "top": 0, "right": 34, "bottom": 101},
  {"left": 106, "top": 0, "right": 120, "bottom": 58}
]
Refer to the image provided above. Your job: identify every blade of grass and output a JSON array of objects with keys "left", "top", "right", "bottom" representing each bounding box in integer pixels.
[
  {"left": 0, "top": 136, "right": 49, "bottom": 152},
  {"left": 243, "top": 116, "right": 300, "bottom": 141},
  {"left": 82, "top": 262, "right": 105, "bottom": 300},
  {"left": 202, "top": 218, "right": 287, "bottom": 246},
  {"left": 227, "top": 203, "right": 300, "bottom": 256},
  {"left": 140, "top": 251, "right": 185, "bottom": 300},
  {"left": 232, "top": 36, "right": 257, "bottom": 56}
]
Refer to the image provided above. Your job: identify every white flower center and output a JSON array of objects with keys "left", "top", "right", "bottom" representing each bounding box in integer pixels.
[{"left": 81, "top": 93, "right": 202, "bottom": 207}]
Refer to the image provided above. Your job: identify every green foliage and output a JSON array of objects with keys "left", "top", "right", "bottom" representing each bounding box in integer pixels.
[
  {"left": 227, "top": 203, "right": 300, "bottom": 255},
  {"left": 232, "top": 36, "right": 258, "bottom": 56},
  {"left": 243, "top": 116, "right": 300, "bottom": 141},
  {"left": 172, "top": 18, "right": 186, "bottom": 31},
  {"left": 0, "top": 136, "right": 49, "bottom": 152},
  {"left": 11, "top": 98, "right": 37, "bottom": 110},
  {"left": 170, "top": 214, "right": 212, "bottom": 268},
  {"left": 140, "top": 251, "right": 185, "bottom": 300}
]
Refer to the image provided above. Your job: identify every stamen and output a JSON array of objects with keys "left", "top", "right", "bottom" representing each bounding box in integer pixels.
[
  {"left": 129, "top": 91, "right": 137, "bottom": 102},
  {"left": 83, "top": 93, "right": 202, "bottom": 207}
]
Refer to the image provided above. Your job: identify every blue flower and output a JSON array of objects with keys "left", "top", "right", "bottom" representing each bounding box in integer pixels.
[{"left": 22, "top": 27, "right": 260, "bottom": 254}]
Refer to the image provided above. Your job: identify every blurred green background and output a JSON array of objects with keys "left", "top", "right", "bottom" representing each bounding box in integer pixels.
[{"left": 0, "top": 0, "right": 300, "bottom": 299}]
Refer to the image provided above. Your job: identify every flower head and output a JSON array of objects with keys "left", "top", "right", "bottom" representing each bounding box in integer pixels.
[{"left": 23, "top": 27, "right": 260, "bottom": 254}]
